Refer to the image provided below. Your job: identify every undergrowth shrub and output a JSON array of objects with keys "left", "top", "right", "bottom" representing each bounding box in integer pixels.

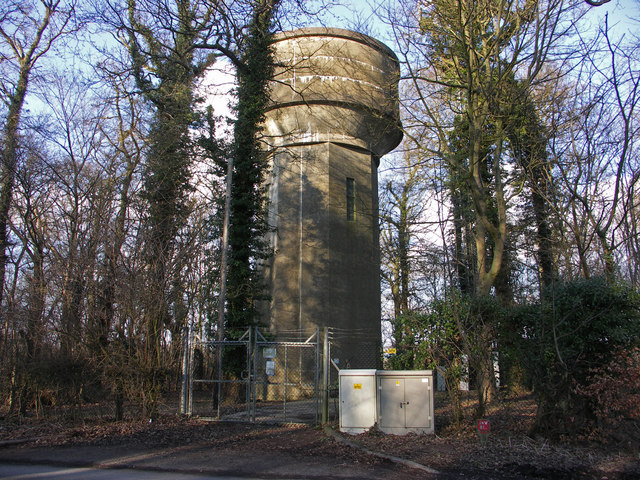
[{"left": 577, "top": 347, "right": 640, "bottom": 443}]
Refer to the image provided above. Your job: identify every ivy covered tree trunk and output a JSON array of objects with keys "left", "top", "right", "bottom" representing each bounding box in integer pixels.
[
  {"left": 414, "top": 0, "right": 570, "bottom": 416},
  {"left": 125, "top": 0, "right": 200, "bottom": 418},
  {"left": 226, "top": 0, "right": 280, "bottom": 338}
]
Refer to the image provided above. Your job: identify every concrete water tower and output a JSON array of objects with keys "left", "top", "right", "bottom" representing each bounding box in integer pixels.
[{"left": 261, "top": 28, "right": 402, "bottom": 367}]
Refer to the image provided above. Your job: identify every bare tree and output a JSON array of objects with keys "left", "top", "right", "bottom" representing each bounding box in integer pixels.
[
  {"left": 552, "top": 19, "right": 640, "bottom": 283},
  {"left": 380, "top": 148, "right": 433, "bottom": 349},
  {"left": 89, "top": 68, "right": 145, "bottom": 358},
  {"left": 5, "top": 140, "right": 55, "bottom": 413},
  {"left": 94, "top": 0, "right": 242, "bottom": 415},
  {"left": 0, "top": 0, "right": 78, "bottom": 312}
]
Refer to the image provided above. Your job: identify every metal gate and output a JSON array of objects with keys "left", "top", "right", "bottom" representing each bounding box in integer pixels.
[
  {"left": 183, "top": 329, "right": 253, "bottom": 421},
  {"left": 181, "top": 327, "right": 325, "bottom": 424},
  {"left": 252, "top": 329, "right": 320, "bottom": 424}
]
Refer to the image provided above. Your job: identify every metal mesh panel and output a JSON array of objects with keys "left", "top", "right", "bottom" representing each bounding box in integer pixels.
[
  {"left": 328, "top": 328, "right": 382, "bottom": 370},
  {"left": 325, "top": 328, "right": 382, "bottom": 423}
]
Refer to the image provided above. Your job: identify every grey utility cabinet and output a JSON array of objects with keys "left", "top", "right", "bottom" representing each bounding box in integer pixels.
[
  {"left": 376, "top": 370, "right": 434, "bottom": 434},
  {"left": 338, "top": 369, "right": 377, "bottom": 434}
]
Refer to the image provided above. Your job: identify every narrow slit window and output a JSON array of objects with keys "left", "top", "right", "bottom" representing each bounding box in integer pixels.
[{"left": 346, "top": 177, "right": 356, "bottom": 221}]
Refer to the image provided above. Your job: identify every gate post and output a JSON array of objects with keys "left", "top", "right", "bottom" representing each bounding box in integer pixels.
[{"left": 321, "top": 326, "right": 330, "bottom": 424}]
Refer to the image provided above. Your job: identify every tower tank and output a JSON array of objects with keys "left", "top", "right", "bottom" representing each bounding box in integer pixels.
[{"left": 261, "top": 27, "right": 402, "bottom": 368}]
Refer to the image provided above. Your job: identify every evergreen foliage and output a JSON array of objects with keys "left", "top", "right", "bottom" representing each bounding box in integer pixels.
[
  {"left": 504, "top": 278, "right": 640, "bottom": 438},
  {"left": 391, "top": 293, "right": 504, "bottom": 420}
]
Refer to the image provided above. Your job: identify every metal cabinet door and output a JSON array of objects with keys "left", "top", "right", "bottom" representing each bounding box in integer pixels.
[
  {"left": 339, "top": 373, "right": 377, "bottom": 432},
  {"left": 404, "top": 376, "right": 432, "bottom": 428},
  {"left": 378, "top": 376, "right": 406, "bottom": 428}
]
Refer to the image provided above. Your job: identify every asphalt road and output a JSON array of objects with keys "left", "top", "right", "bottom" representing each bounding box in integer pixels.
[{"left": 0, "top": 463, "right": 272, "bottom": 480}]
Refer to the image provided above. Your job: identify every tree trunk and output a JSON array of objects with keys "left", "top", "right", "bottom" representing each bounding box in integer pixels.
[{"left": 0, "top": 84, "right": 28, "bottom": 310}]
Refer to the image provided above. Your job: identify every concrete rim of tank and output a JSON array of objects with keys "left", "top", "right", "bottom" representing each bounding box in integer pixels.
[
  {"left": 269, "top": 27, "right": 404, "bottom": 156},
  {"left": 271, "top": 27, "right": 400, "bottom": 65}
]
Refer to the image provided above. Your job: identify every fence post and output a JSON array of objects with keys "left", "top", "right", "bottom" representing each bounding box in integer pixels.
[
  {"left": 321, "top": 326, "right": 329, "bottom": 424},
  {"left": 179, "top": 325, "right": 190, "bottom": 415}
]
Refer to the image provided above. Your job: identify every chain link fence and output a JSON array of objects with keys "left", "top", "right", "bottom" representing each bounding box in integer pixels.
[
  {"left": 183, "top": 327, "right": 327, "bottom": 424},
  {"left": 2, "top": 327, "right": 544, "bottom": 437},
  {"left": 324, "top": 328, "right": 381, "bottom": 424}
]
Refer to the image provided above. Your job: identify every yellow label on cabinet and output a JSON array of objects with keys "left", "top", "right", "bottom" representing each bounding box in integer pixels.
[{"left": 353, "top": 383, "right": 362, "bottom": 389}]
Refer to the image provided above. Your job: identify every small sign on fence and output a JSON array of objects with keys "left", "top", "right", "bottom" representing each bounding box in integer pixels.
[{"left": 265, "top": 360, "right": 276, "bottom": 376}]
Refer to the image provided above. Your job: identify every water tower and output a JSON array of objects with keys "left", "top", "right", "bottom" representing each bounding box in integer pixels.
[{"left": 261, "top": 28, "right": 402, "bottom": 368}]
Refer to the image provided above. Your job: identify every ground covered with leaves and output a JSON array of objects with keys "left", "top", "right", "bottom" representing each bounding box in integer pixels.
[
  {"left": 354, "top": 421, "right": 639, "bottom": 479},
  {"left": 1, "top": 393, "right": 638, "bottom": 479}
]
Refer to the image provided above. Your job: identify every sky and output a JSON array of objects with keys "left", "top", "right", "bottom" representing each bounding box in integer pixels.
[
  {"left": 314, "top": 0, "right": 639, "bottom": 46},
  {"left": 22, "top": 0, "right": 638, "bottom": 126},
  {"left": 589, "top": 0, "right": 639, "bottom": 31}
]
